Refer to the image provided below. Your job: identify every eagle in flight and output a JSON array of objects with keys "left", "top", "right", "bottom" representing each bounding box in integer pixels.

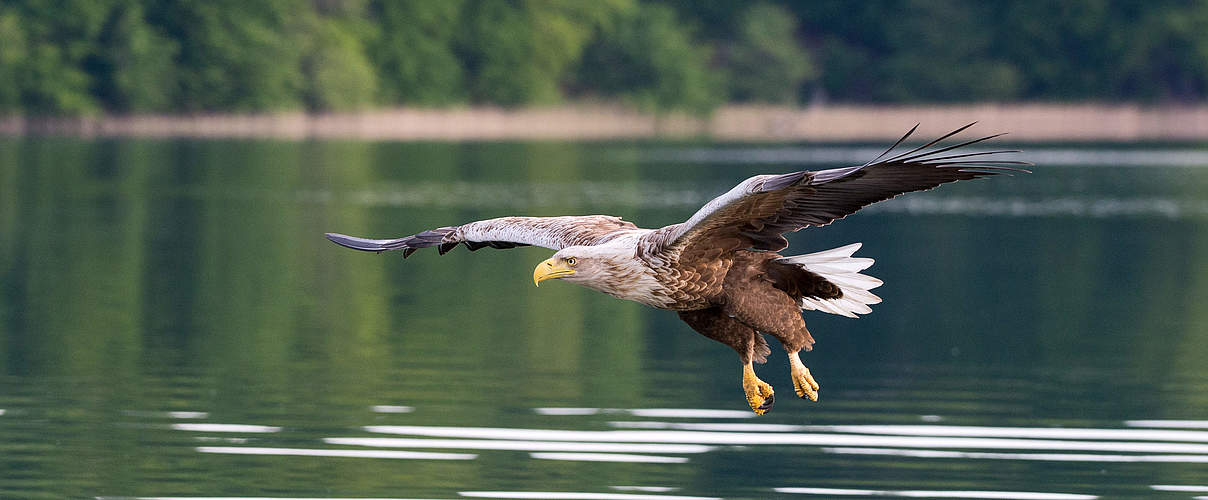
[{"left": 326, "top": 124, "right": 1027, "bottom": 415}]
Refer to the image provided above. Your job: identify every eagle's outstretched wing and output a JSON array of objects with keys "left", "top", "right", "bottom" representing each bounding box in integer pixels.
[
  {"left": 326, "top": 215, "right": 638, "bottom": 258},
  {"left": 638, "top": 123, "right": 1031, "bottom": 263}
]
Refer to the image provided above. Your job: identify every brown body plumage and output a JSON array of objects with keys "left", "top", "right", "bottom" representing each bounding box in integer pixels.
[
  {"left": 325, "top": 124, "right": 1028, "bottom": 414},
  {"left": 682, "top": 251, "right": 824, "bottom": 359}
]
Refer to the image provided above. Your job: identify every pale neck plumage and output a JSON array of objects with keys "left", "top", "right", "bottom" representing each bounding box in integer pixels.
[{"left": 564, "top": 233, "right": 677, "bottom": 309}]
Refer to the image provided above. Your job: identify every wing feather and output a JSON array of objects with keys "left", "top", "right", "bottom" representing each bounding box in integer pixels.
[
  {"left": 326, "top": 215, "right": 637, "bottom": 257},
  {"left": 638, "top": 123, "right": 1029, "bottom": 262}
]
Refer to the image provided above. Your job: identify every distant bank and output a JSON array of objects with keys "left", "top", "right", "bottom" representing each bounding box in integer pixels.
[{"left": 3, "top": 104, "right": 1208, "bottom": 142}]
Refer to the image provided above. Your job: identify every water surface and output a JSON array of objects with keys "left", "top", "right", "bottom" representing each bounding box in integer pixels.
[{"left": 0, "top": 139, "right": 1206, "bottom": 499}]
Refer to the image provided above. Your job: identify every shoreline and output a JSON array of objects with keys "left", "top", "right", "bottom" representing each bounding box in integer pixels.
[{"left": 3, "top": 104, "right": 1208, "bottom": 142}]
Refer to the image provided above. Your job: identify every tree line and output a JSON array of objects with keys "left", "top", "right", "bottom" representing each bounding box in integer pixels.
[{"left": 1, "top": 0, "right": 1205, "bottom": 115}]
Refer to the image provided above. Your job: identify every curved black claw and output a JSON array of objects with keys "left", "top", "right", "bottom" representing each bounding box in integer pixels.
[{"left": 758, "top": 392, "right": 775, "bottom": 413}]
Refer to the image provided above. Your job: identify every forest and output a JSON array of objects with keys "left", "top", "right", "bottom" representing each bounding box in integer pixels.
[{"left": 1, "top": 0, "right": 1206, "bottom": 115}]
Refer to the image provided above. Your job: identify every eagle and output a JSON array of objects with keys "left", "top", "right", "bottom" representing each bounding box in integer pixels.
[{"left": 325, "top": 123, "right": 1027, "bottom": 415}]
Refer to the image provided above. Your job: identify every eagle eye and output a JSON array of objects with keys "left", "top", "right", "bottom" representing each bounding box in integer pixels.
[{"left": 566, "top": 257, "right": 577, "bottom": 266}]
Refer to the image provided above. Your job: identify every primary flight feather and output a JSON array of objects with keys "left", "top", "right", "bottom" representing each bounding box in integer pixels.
[{"left": 325, "top": 123, "right": 1028, "bottom": 414}]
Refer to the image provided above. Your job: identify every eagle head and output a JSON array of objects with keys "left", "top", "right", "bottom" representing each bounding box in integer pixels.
[{"left": 532, "top": 245, "right": 634, "bottom": 289}]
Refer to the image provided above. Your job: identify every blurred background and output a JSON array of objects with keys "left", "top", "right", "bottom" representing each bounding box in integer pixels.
[
  {"left": 1, "top": 0, "right": 1207, "bottom": 114},
  {"left": 2, "top": 1, "right": 1208, "bottom": 500}
]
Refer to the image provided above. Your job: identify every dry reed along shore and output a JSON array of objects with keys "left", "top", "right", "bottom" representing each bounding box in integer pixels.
[{"left": 4, "top": 104, "right": 1208, "bottom": 142}]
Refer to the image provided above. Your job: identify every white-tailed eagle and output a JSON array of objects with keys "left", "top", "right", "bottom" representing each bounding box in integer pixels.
[{"left": 326, "top": 124, "right": 1028, "bottom": 414}]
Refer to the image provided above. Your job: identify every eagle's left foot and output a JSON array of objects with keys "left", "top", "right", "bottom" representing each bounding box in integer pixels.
[
  {"left": 742, "top": 362, "right": 775, "bottom": 415},
  {"left": 789, "top": 351, "right": 820, "bottom": 401}
]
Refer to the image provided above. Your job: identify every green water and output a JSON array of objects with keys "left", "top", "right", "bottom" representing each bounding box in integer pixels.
[{"left": 1, "top": 139, "right": 1207, "bottom": 499}]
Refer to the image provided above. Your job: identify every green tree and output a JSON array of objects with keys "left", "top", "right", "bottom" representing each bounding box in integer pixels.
[
  {"left": 800, "top": 0, "right": 1022, "bottom": 102},
  {"left": 4, "top": 0, "right": 1208, "bottom": 114},
  {"left": 3, "top": 0, "right": 111, "bottom": 114},
  {"left": 148, "top": 0, "right": 306, "bottom": 111},
  {"left": 726, "top": 2, "right": 814, "bottom": 104},
  {"left": 0, "top": 12, "right": 26, "bottom": 112},
  {"left": 89, "top": 0, "right": 178, "bottom": 112},
  {"left": 302, "top": 16, "right": 378, "bottom": 111},
  {"left": 1126, "top": 2, "right": 1208, "bottom": 101},
  {"left": 876, "top": 0, "right": 1021, "bottom": 101},
  {"left": 368, "top": 0, "right": 467, "bottom": 106},
  {"left": 576, "top": 3, "right": 721, "bottom": 113},
  {"left": 459, "top": 0, "right": 631, "bottom": 106},
  {"left": 993, "top": 0, "right": 1208, "bottom": 102}
]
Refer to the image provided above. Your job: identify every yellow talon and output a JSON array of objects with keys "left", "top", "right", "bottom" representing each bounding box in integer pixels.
[
  {"left": 789, "top": 351, "right": 820, "bottom": 402},
  {"left": 742, "top": 363, "right": 775, "bottom": 415}
]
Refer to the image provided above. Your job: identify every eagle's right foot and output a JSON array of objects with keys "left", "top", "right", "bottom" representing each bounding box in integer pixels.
[
  {"left": 742, "top": 362, "right": 774, "bottom": 415},
  {"left": 789, "top": 351, "right": 820, "bottom": 401}
]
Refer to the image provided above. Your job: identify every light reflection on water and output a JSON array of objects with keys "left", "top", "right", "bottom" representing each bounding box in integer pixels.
[
  {"left": 821, "top": 447, "right": 1208, "bottom": 463},
  {"left": 458, "top": 493, "right": 720, "bottom": 500},
  {"left": 1153, "top": 485, "right": 1208, "bottom": 492},
  {"left": 773, "top": 486, "right": 1098, "bottom": 499},
  {"left": 372, "top": 405, "right": 416, "bottom": 414},
  {"left": 195, "top": 446, "right": 477, "bottom": 460},
  {"left": 529, "top": 452, "right": 690, "bottom": 463},
  {"left": 360, "top": 424, "right": 1208, "bottom": 454},
  {"left": 323, "top": 437, "right": 714, "bottom": 454},
  {"left": 604, "top": 422, "right": 1208, "bottom": 442},
  {"left": 82, "top": 404, "right": 1208, "bottom": 498},
  {"left": 1129, "top": 420, "right": 1208, "bottom": 429},
  {"left": 534, "top": 408, "right": 754, "bottom": 419},
  {"left": 172, "top": 423, "right": 282, "bottom": 433}
]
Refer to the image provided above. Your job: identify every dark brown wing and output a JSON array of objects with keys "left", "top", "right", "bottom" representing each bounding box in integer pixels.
[
  {"left": 638, "top": 123, "right": 1030, "bottom": 262},
  {"left": 326, "top": 215, "right": 638, "bottom": 258}
]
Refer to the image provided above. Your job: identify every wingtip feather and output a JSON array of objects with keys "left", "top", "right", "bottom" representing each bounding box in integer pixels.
[
  {"left": 326, "top": 232, "right": 402, "bottom": 252},
  {"left": 759, "top": 171, "right": 808, "bottom": 192}
]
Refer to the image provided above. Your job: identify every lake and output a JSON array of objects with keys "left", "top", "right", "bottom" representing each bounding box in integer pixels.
[{"left": 0, "top": 138, "right": 1206, "bottom": 499}]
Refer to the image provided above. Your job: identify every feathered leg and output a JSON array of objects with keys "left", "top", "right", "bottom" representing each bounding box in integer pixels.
[
  {"left": 678, "top": 308, "right": 774, "bottom": 415},
  {"left": 722, "top": 262, "right": 822, "bottom": 402}
]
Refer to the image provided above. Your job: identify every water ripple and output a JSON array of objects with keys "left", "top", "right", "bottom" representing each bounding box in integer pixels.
[
  {"left": 1127, "top": 420, "right": 1208, "bottom": 429},
  {"left": 363, "top": 425, "right": 1208, "bottom": 454},
  {"left": 459, "top": 493, "right": 719, "bottom": 500},
  {"left": 534, "top": 408, "right": 753, "bottom": 419},
  {"left": 822, "top": 446, "right": 1208, "bottom": 463},
  {"left": 774, "top": 486, "right": 1097, "bottom": 499},
  {"left": 195, "top": 446, "right": 475, "bottom": 460},
  {"left": 371, "top": 405, "right": 415, "bottom": 414},
  {"left": 324, "top": 437, "right": 712, "bottom": 454},
  {"left": 530, "top": 452, "right": 689, "bottom": 463},
  {"left": 1151, "top": 485, "right": 1208, "bottom": 492},
  {"left": 622, "top": 423, "right": 1208, "bottom": 442},
  {"left": 172, "top": 423, "right": 282, "bottom": 433}
]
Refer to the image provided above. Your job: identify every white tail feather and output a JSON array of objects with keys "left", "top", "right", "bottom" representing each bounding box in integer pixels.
[
  {"left": 800, "top": 259, "right": 874, "bottom": 274},
  {"left": 806, "top": 297, "right": 851, "bottom": 317},
  {"left": 776, "top": 242, "right": 882, "bottom": 318},
  {"left": 844, "top": 301, "right": 873, "bottom": 315},
  {"left": 784, "top": 242, "right": 862, "bottom": 261},
  {"left": 838, "top": 287, "right": 883, "bottom": 305}
]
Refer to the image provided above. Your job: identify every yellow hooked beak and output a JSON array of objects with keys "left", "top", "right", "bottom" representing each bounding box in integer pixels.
[{"left": 533, "top": 258, "right": 575, "bottom": 286}]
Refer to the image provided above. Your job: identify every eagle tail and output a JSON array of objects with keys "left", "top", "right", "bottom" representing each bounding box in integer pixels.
[{"left": 775, "top": 243, "right": 883, "bottom": 318}]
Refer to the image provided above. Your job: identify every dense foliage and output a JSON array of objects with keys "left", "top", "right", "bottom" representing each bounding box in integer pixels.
[{"left": 1, "top": 0, "right": 1206, "bottom": 115}]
